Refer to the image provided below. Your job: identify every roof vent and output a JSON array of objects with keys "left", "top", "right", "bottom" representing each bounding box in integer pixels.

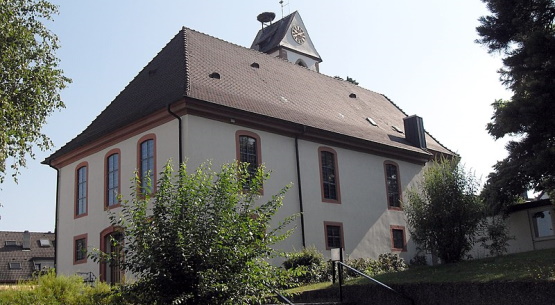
[
  {"left": 349, "top": 93, "right": 356, "bottom": 98},
  {"left": 209, "top": 72, "right": 221, "bottom": 79},
  {"left": 392, "top": 125, "right": 404, "bottom": 134},
  {"left": 22, "top": 231, "right": 30, "bottom": 251},
  {"left": 366, "top": 117, "right": 378, "bottom": 126},
  {"left": 250, "top": 62, "right": 260, "bottom": 68},
  {"left": 403, "top": 115, "right": 427, "bottom": 149}
]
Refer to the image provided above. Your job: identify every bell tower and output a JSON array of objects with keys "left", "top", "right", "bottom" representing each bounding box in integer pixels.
[{"left": 251, "top": 11, "right": 322, "bottom": 72}]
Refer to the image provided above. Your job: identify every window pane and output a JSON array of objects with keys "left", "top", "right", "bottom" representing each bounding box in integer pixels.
[
  {"left": 327, "top": 225, "right": 341, "bottom": 248},
  {"left": 107, "top": 154, "right": 119, "bottom": 206},
  {"left": 140, "top": 140, "right": 154, "bottom": 192},
  {"left": 392, "top": 229, "right": 404, "bottom": 249},
  {"left": 321, "top": 151, "right": 337, "bottom": 200},
  {"left": 76, "top": 238, "right": 86, "bottom": 261},
  {"left": 77, "top": 166, "right": 87, "bottom": 215},
  {"left": 533, "top": 210, "right": 555, "bottom": 237},
  {"left": 239, "top": 135, "right": 258, "bottom": 183},
  {"left": 386, "top": 164, "right": 400, "bottom": 207}
]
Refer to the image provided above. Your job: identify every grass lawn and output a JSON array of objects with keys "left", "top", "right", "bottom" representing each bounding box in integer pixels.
[
  {"left": 287, "top": 248, "right": 555, "bottom": 294},
  {"left": 357, "top": 248, "right": 555, "bottom": 284}
]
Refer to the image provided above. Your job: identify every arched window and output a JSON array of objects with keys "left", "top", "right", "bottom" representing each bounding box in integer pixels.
[
  {"left": 99, "top": 227, "right": 124, "bottom": 284},
  {"left": 137, "top": 134, "right": 156, "bottom": 194},
  {"left": 75, "top": 162, "right": 88, "bottom": 218},
  {"left": 319, "top": 147, "right": 341, "bottom": 203},
  {"left": 384, "top": 161, "right": 402, "bottom": 209},
  {"left": 295, "top": 59, "right": 308, "bottom": 68},
  {"left": 236, "top": 130, "right": 262, "bottom": 183},
  {"left": 105, "top": 149, "right": 121, "bottom": 208}
]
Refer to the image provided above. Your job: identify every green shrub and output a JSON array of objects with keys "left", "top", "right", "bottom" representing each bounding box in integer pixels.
[
  {"left": 283, "top": 246, "right": 331, "bottom": 284},
  {"left": 343, "top": 253, "right": 408, "bottom": 279},
  {"left": 0, "top": 270, "right": 122, "bottom": 305}
]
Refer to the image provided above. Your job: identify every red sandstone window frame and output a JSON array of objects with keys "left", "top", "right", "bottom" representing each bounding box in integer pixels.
[
  {"left": 319, "top": 147, "right": 341, "bottom": 204},
  {"left": 324, "top": 221, "right": 345, "bottom": 250},
  {"left": 74, "top": 162, "right": 89, "bottom": 219},
  {"left": 73, "top": 234, "right": 88, "bottom": 265},
  {"left": 104, "top": 149, "right": 121, "bottom": 209},
  {"left": 137, "top": 134, "right": 157, "bottom": 195},
  {"left": 384, "top": 160, "right": 402, "bottom": 210},
  {"left": 390, "top": 225, "right": 407, "bottom": 252}
]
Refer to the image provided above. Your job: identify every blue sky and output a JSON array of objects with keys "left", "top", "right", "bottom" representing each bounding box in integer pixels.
[{"left": 0, "top": 0, "right": 510, "bottom": 232}]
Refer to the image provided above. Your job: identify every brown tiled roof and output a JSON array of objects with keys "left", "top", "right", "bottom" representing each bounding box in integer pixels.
[
  {"left": 44, "top": 26, "right": 452, "bottom": 165},
  {"left": 0, "top": 231, "right": 55, "bottom": 283}
]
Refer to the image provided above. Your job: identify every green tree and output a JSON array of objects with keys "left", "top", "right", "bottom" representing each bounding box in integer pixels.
[
  {"left": 333, "top": 76, "right": 359, "bottom": 85},
  {"left": 405, "top": 157, "right": 484, "bottom": 263},
  {"left": 0, "top": 0, "right": 70, "bottom": 183},
  {"left": 94, "top": 161, "right": 295, "bottom": 305},
  {"left": 476, "top": 0, "right": 555, "bottom": 212}
]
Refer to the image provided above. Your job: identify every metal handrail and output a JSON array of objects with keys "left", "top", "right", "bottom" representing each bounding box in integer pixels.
[
  {"left": 272, "top": 289, "right": 295, "bottom": 305},
  {"left": 337, "top": 261, "right": 415, "bottom": 305}
]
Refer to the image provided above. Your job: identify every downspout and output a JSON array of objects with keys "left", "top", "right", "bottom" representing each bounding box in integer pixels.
[
  {"left": 295, "top": 126, "right": 306, "bottom": 248},
  {"left": 47, "top": 162, "right": 60, "bottom": 275},
  {"left": 167, "top": 103, "right": 183, "bottom": 165}
]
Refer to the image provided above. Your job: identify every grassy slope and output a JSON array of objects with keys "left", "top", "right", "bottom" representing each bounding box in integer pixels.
[{"left": 288, "top": 248, "right": 555, "bottom": 294}]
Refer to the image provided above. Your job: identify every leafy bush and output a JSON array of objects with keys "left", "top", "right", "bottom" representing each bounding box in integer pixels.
[
  {"left": 344, "top": 253, "right": 408, "bottom": 279},
  {"left": 479, "top": 215, "right": 514, "bottom": 257},
  {"left": 283, "top": 246, "right": 330, "bottom": 284},
  {"left": 377, "top": 253, "right": 407, "bottom": 273},
  {"left": 0, "top": 270, "right": 122, "bottom": 305},
  {"left": 91, "top": 161, "right": 295, "bottom": 305},
  {"left": 409, "top": 253, "right": 428, "bottom": 267}
]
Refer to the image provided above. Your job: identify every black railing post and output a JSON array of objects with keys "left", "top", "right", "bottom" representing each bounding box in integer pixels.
[
  {"left": 331, "top": 260, "right": 336, "bottom": 284},
  {"left": 338, "top": 249, "right": 343, "bottom": 303}
]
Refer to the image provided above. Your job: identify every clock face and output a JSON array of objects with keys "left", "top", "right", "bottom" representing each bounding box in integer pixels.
[{"left": 291, "top": 25, "right": 306, "bottom": 45}]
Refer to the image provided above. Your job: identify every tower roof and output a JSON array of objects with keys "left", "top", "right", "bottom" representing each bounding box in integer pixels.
[{"left": 251, "top": 11, "right": 322, "bottom": 61}]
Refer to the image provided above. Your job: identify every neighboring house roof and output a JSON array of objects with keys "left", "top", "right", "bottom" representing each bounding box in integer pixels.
[
  {"left": 507, "top": 199, "right": 553, "bottom": 214},
  {"left": 44, "top": 26, "right": 453, "bottom": 166},
  {"left": 0, "top": 231, "right": 55, "bottom": 283}
]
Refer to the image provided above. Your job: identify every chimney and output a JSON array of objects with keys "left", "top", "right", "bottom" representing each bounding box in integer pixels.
[
  {"left": 23, "top": 230, "right": 31, "bottom": 251},
  {"left": 403, "top": 115, "right": 426, "bottom": 149}
]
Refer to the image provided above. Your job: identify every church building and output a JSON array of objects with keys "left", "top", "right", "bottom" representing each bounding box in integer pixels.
[{"left": 44, "top": 11, "right": 453, "bottom": 283}]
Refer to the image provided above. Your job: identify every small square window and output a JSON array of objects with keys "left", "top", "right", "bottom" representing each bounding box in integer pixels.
[
  {"left": 9, "top": 262, "right": 22, "bottom": 269},
  {"left": 74, "top": 237, "right": 87, "bottom": 264},
  {"left": 391, "top": 226, "right": 406, "bottom": 251},
  {"left": 324, "top": 222, "right": 344, "bottom": 250}
]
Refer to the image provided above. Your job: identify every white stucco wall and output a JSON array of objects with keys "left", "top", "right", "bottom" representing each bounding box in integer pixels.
[
  {"left": 56, "top": 121, "right": 178, "bottom": 276},
  {"left": 56, "top": 113, "right": 428, "bottom": 276}
]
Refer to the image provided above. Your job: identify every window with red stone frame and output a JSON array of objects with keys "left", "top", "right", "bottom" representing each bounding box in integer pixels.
[
  {"left": 74, "top": 234, "right": 88, "bottom": 264},
  {"left": 319, "top": 147, "right": 341, "bottom": 204},
  {"left": 391, "top": 225, "right": 407, "bottom": 251},
  {"left": 384, "top": 161, "right": 402, "bottom": 210}
]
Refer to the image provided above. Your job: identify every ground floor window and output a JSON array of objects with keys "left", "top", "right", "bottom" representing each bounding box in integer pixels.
[{"left": 324, "top": 222, "right": 344, "bottom": 250}]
